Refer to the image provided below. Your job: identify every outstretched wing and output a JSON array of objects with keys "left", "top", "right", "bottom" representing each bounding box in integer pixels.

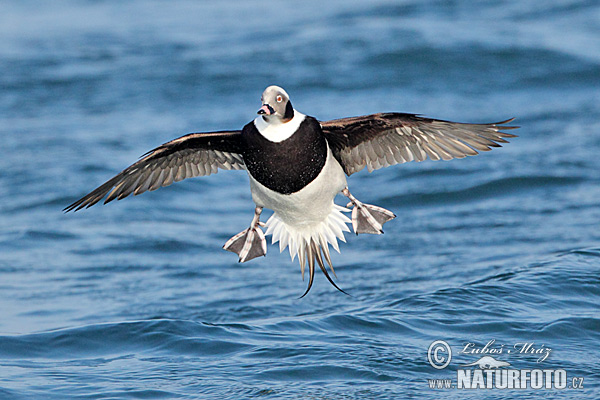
[
  {"left": 320, "top": 113, "right": 518, "bottom": 175},
  {"left": 64, "top": 130, "right": 244, "bottom": 212}
]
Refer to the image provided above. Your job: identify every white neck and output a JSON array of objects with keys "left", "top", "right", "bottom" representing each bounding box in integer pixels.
[{"left": 253, "top": 110, "right": 306, "bottom": 143}]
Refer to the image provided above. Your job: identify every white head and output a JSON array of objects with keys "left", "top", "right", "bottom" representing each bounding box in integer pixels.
[{"left": 257, "top": 85, "right": 294, "bottom": 123}]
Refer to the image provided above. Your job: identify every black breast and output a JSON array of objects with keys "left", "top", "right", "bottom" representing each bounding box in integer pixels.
[{"left": 241, "top": 116, "right": 328, "bottom": 194}]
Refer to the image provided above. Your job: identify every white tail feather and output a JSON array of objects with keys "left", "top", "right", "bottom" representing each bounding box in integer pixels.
[{"left": 265, "top": 204, "right": 351, "bottom": 269}]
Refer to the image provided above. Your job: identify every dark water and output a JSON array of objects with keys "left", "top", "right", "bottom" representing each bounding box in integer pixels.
[{"left": 1, "top": 1, "right": 599, "bottom": 398}]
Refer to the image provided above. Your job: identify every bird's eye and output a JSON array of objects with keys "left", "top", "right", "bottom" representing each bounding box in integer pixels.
[{"left": 276, "top": 95, "right": 283, "bottom": 103}]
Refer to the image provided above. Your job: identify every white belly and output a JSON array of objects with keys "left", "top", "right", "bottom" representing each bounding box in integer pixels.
[
  {"left": 248, "top": 147, "right": 346, "bottom": 225},
  {"left": 246, "top": 147, "right": 351, "bottom": 260}
]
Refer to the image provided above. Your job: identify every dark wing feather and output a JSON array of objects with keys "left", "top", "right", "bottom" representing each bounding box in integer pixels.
[
  {"left": 64, "top": 130, "right": 244, "bottom": 212},
  {"left": 320, "top": 113, "right": 518, "bottom": 175}
]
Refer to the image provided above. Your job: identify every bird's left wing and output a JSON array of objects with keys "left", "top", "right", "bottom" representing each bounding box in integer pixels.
[
  {"left": 320, "top": 113, "right": 518, "bottom": 176},
  {"left": 64, "top": 130, "right": 244, "bottom": 212}
]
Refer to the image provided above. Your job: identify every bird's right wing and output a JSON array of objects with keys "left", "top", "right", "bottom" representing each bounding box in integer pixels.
[{"left": 64, "top": 130, "right": 244, "bottom": 212}]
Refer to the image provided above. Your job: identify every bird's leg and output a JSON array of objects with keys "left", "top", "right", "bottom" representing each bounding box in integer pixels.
[
  {"left": 342, "top": 188, "right": 396, "bottom": 235},
  {"left": 223, "top": 206, "right": 267, "bottom": 262}
]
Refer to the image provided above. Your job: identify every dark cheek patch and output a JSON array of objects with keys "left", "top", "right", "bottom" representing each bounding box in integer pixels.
[{"left": 283, "top": 101, "right": 294, "bottom": 121}]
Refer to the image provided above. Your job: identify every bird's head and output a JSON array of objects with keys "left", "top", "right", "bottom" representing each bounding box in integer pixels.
[{"left": 257, "top": 85, "right": 294, "bottom": 123}]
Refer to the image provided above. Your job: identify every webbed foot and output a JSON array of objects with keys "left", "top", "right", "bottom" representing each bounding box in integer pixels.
[
  {"left": 223, "top": 206, "right": 267, "bottom": 262},
  {"left": 342, "top": 188, "right": 396, "bottom": 234}
]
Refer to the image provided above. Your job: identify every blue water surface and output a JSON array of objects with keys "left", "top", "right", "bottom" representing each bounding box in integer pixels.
[{"left": 1, "top": 1, "right": 599, "bottom": 399}]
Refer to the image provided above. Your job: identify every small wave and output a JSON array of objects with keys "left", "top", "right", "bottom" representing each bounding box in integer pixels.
[
  {"left": 559, "top": 247, "right": 600, "bottom": 258},
  {"left": 384, "top": 175, "right": 583, "bottom": 207},
  {"left": 0, "top": 319, "right": 251, "bottom": 360}
]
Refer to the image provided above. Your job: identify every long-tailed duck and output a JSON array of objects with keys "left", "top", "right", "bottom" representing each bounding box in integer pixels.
[{"left": 65, "top": 85, "right": 517, "bottom": 296}]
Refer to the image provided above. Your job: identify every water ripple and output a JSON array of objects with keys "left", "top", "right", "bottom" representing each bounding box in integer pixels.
[{"left": 1, "top": 1, "right": 599, "bottom": 399}]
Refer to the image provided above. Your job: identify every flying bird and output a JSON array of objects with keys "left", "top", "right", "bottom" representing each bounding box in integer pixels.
[{"left": 65, "top": 86, "right": 517, "bottom": 296}]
